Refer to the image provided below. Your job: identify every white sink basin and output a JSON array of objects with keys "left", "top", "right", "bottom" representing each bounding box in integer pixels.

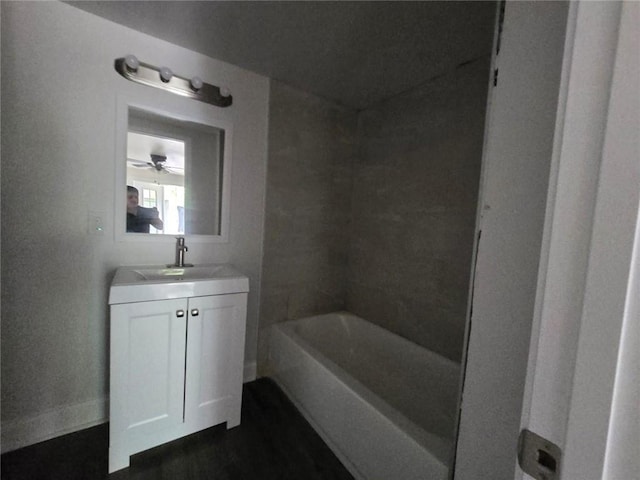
[
  {"left": 109, "top": 264, "right": 249, "bottom": 304},
  {"left": 131, "top": 265, "right": 230, "bottom": 281}
]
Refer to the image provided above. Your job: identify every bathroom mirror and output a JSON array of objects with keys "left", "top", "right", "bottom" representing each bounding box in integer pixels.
[{"left": 116, "top": 93, "right": 232, "bottom": 242}]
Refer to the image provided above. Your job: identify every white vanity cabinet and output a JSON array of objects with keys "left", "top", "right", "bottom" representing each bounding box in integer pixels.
[{"left": 108, "top": 265, "right": 249, "bottom": 473}]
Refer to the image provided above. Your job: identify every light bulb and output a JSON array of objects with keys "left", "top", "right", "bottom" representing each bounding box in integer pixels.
[
  {"left": 159, "top": 66, "right": 173, "bottom": 83},
  {"left": 124, "top": 54, "right": 139, "bottom": 72},
  {"left": 190, "top": 76, "right": 203, "bottom": 91},
  {"left": 219, "top": 86, "right": 231, "bottom": 98}
]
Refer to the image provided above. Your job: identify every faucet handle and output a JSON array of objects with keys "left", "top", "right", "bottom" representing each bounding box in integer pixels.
[{"left": 176, "top": 236, "right": 185, "bottom": 246}]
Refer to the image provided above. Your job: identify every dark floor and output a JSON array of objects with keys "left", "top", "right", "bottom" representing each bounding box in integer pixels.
[{"left": 1, "top": 378, "right": 354, "bottom": 480}]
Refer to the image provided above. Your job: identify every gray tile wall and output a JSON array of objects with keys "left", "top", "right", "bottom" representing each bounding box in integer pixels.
[
  {"left": 259, "top": 81, "right": 358, "bottom": 368},
  {"left": 347, "top": 58, "right": 490, "bottom": 362},
  {"left": 261, "top": 58, "right": 490, "bottom": 367}
]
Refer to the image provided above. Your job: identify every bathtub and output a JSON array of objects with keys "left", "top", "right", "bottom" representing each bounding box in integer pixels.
[{"left": 269, "top": 312, "right": 460, "bottom": 480}]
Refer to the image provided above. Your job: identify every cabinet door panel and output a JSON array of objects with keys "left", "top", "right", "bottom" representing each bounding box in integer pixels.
[
  {"left": 111, "top": 299, "right": 187, "bottom": 439},
  {"left": 185, "top": 293, "right": 247, "bottom": 430}
]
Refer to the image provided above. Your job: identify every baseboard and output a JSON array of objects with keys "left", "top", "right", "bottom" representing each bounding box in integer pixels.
[
  {"left": 243, "top": 361, "right": 257, "bottom": 383},
  {"left": 1, "top": 397, "right": 108, "bottom": 454},
  {"left": 2, "top": 365, "right": 257, "bottom": 454}
]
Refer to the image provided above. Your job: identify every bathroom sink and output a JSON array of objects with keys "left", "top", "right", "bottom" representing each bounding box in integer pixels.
[
  {"left": 132, "top": 265, "right": 229, "bottom": 281},
  {"left": 109, "top": 263, "right": 249, "bottom": 304}
]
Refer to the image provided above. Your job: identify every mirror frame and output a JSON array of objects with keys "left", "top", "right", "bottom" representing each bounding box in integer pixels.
[{"left": 115, "top": 92, "right": 233, "bottom": 243}]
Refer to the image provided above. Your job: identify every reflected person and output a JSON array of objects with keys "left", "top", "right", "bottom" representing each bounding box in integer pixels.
[{"left": 127, "top": 186, "right": 164, "bottom": 233}]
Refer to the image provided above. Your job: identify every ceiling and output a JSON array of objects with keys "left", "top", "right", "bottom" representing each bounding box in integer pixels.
[
  {"left": 68, "top": 1, "right": 496, "bottom": 110},
  {"left": 127, "top": 132, "right": 185, "bottom": 174}
]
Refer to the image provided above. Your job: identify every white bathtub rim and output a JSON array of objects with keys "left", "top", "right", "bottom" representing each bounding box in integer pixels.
[
  {"left": 278, "top": 311, "right": 460, "bottom": 444},
  {"left": 271, "top": 316, "right": 453, "bottom": 465},
  {"left": 270, "top": 323, "right": 450, "bottom": 476}
]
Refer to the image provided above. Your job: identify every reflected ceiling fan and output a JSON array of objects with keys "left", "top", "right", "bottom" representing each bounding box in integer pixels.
[{"left": 130, "top": 154, "right": 181, "bottom": 174}]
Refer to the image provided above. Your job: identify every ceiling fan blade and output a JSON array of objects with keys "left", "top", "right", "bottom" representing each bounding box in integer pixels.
[{"left": 128, "top": 158, "right": 147, "bottom": 165}]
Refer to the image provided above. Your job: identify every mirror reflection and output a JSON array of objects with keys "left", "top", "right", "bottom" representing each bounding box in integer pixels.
[{"left": 126, "top": 107, "right": 225, "bottom": 236}]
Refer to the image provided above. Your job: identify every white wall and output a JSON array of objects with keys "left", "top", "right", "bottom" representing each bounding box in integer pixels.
[
  {"left": 1, "top": 1, "right": 269, "bottom": 452},
  {"left": 604, "top": 208, "right": 640, "bottom": 479},
  {"left": 563, "top": 2, "right": 639, "bottom": 476}
]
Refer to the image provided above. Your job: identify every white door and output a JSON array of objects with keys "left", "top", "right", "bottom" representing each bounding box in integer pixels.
[
  {"left": 454, "top": 2, "right": 571, "bottom": 478},
  {"left": 184, "top": 293, "right": 247, "bottom": 431},
  {"left": 110, "top": 298, "right": 187, "bottom": 447},
  {"left": 518, "top": 2, "right": 639, "bottom": 479}
]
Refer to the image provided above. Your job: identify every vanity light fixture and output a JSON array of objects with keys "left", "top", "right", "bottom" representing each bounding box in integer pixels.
[
  {"left": 114, "top": 55, "right": 232, "bottom": 107},
  {"left": 190, "top": 76, "right": 204, "bottom": 91},
  {"left": 158, "top": 66, "right": 173, "bottom": 83},
  {"left": 124, "top": 54, "right": 139, "bottom": 72}
]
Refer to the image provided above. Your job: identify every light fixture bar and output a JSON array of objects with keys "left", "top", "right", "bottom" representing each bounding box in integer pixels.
[{"left": 114, "top": 55, "right": 232, "bottom": 108}]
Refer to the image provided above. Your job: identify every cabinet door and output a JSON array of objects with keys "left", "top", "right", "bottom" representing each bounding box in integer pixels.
[
  {"left": 184, "top": 293, "right": 247, "bottom": 431},
  {"left": 110, "top": 298, "right": 187, "bottom": 448}
]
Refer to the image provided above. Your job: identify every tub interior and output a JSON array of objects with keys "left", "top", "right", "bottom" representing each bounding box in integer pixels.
[{"left": 282, "top": 312, "right": 461, "bottom": 443}]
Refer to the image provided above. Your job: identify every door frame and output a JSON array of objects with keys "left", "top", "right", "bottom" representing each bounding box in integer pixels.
[{"left": 518, "top": 1, "right": 639, "bottom": 478}]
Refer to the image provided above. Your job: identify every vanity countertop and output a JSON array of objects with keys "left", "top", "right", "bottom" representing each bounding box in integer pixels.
[{"left": 109, "top": 264, "right": 249, "bottom": 304}]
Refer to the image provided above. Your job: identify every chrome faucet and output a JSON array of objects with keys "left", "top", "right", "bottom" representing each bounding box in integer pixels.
[{"left": 173, "top": 237, "right": 190, "bottom": 268}]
